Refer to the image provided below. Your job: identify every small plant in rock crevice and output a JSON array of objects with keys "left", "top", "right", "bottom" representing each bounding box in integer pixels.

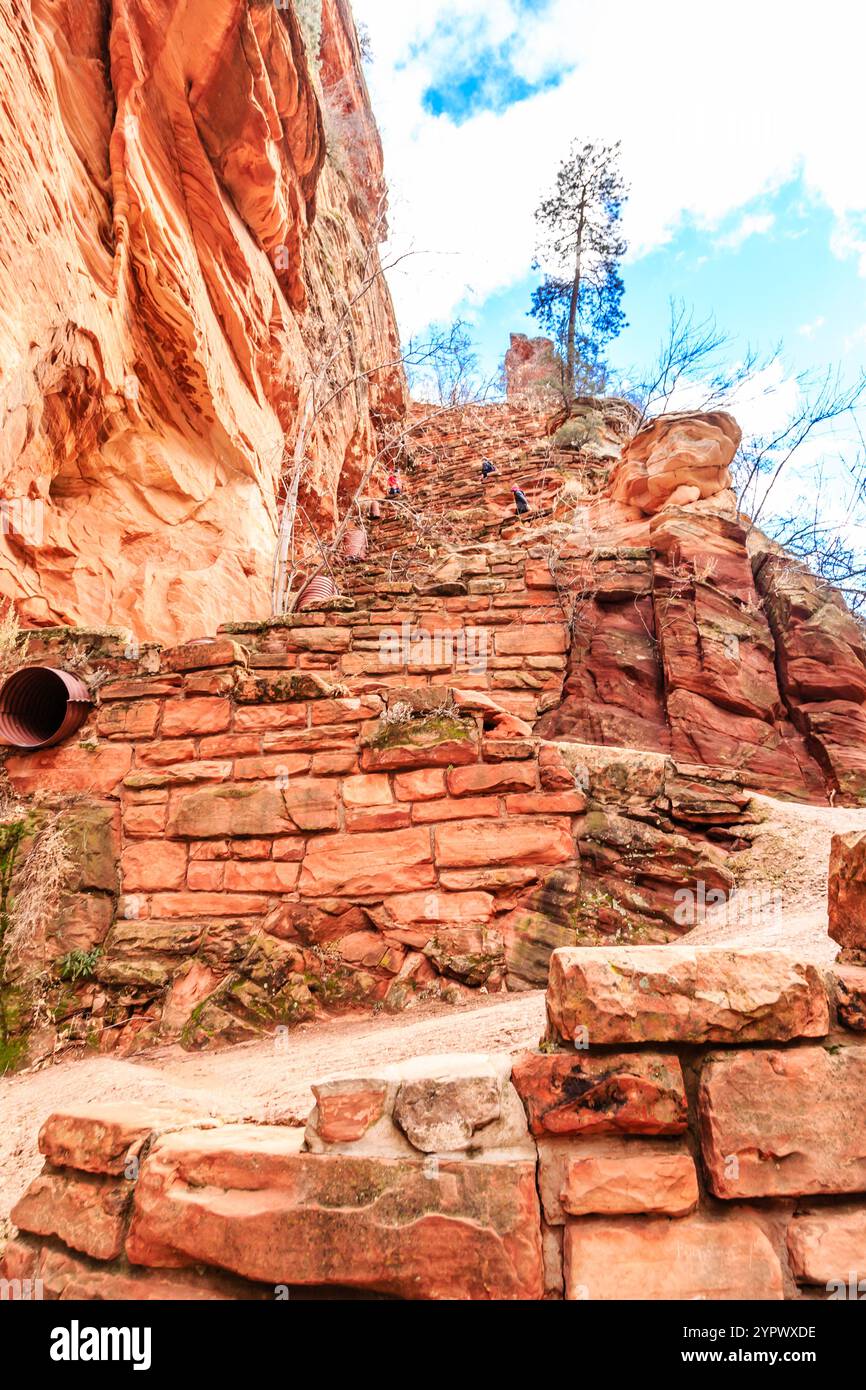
[{"left": 55, "top": 946, "right": 101, "bottom": 984}]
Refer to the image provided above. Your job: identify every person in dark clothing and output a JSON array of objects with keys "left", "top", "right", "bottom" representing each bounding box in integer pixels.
[
  {"left": 512, "top": 484, "right": 530, "bottom": 517},
  {"left": 481, "top": 457, "right": 496, "bottom": 480}
]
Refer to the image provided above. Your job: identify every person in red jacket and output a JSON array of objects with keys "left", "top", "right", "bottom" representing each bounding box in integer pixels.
[{"left": 388, "top": 471, "right": 402, "bottom": 498}]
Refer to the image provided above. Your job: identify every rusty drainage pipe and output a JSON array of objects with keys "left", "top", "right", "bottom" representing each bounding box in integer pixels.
[{"left": 0, "top": 666, "right": 92, "bottom": 750}]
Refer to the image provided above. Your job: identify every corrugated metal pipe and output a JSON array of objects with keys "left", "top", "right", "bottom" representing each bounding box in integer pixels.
[{"left": 0, "top": 666, "right": 92, "bottom": 749}]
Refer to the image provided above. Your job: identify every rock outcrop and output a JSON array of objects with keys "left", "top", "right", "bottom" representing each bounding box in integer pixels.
[
  {"left": 0, "top": 0, "right": 405, "bottom": 644},
  {"left": 503, "top": 334, "right": 564, "bottom": 405},
  {"left": 610, "top": 410, "right": 741, "bottom": 514}
]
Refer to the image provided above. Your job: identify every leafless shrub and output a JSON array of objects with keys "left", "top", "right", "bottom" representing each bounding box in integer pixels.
[
  {"left": 10, "top": 814, "right": 74, "bottom": 969},
  {"left": 693, "top": 556, "right": 718, "bottom": 585},
  {"left": 62, "top": 642, "right": 110, "bottom": 693},
  {"left": 0, "top": 601, "right": 27, "bottom": 677},
  {"left": 379, "top": 700, "right": 413, "bottom": 727}
]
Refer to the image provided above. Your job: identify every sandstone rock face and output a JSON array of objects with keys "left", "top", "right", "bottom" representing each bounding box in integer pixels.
[
  {"left": 829, "top": 831, "right": 866, "bottom": 954},
  {"left": 756, "top": 553, "right": 866, "bottom": 802},
  {"left": 0, "top": 0, "right": 405, "bottom": 643},
  {"left": 546, "top": 947, "right": 830, "bottom": 1045},
  {"left": 610, "top": 411, "right": 741, "bottom": 515},
  {"left": 699, "top": 1046, "right": 866, "bottom": 1198},
  {"left": 563, "top": 1214, "right": 783, "bottom": 1301}
]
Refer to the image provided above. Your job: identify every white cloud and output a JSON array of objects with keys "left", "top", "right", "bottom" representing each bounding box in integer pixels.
[
  {"left": 714, "top": 213, "right": 775, "bottom": 252},
  {"left": 354, "top": 0, "right": 866, "bottom": 337},
  {"left": 797, "top": 316, "right": 826, "bottom": 338}
]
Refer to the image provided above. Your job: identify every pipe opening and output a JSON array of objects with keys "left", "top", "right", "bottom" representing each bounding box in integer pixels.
[{"left": 0, "top": 667, "right": 92, "bottom": 750}]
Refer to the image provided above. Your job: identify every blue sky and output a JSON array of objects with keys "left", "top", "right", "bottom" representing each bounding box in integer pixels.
[
  {"left": 354, "top": 0, "right": 866, "bottom": 518},
  {"left": 463, "top": 184, "right": 866, "bottom": 391}
]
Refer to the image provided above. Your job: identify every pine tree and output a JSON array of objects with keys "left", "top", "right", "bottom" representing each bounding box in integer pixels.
[{"left": 531, "top": 140, "right": 628, "bottom": 400}]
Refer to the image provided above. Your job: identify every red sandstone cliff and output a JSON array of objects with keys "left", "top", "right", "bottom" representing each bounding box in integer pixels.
[{"left": 0, "top": 0, "right": 405, "bottom": 644}]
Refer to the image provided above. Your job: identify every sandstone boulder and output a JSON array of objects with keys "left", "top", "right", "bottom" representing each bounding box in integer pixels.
[
  {"left": 610, "top": 411, "right": 741, "bottom": 515},
  {"left": 125, "top": 1124, "right": 544, "bottom": 1300},
  {"left": 546, "top": 946, "right": 829, "bottom": 1045}
]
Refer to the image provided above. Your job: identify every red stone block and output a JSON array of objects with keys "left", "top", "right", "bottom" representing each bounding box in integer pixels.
[
  {"left": 272, "top": 838, "right": 306, "bottom": 862},
  {"left": 231, "top": 839, "right": 273, "bottom": 859},
  {"left": 96, "top": 700, "right": 161, "bottom": 740},
  {"left": 547, "top": 947, "right": 829, "bottom": 1046},
  {"left": 233, "top": 704, "right": 307, "bottom": 732},
  {"left": 124, "top": 803, "right": 168, "bottom": 836},
  {"left": 122, "top": 840, "right": 187, "bottom": 892},
  {"left": 186, "top": 861, "right": 225, "bottom": 891},
  {"left": 434, "top": 817, "right": 574, "bottom": 869},
  {"left": 299, "top": 828, "right": 435, "bottom": 897},
  {"left": 199, "top": 733, "right": 263, "bottom": 758},
  {"left": 126, "top": 1126, "right": 544, "bottom": 1300},
  {"left": 446, "top": 761, "right": 536, "bottom": 797},
  {"left": 161, "top": 698, "right": 231, "bottom": 737},
  {"left": 311, "top": 751, "right": 358, "bottom": 775},
  {"left": 224, "top": 861, "right": 300, "bottom": 893},
  {"left": 135, "top": 739, "right": 197, "bottom": 767},
  {"left": 412, "top": 797, "right": 501, "bottom": 824},
  {"left": 38, "top": 1104, "right": 199, "bottom": 1176},
  {"left": 311, "top": 696, "right": 383, "bottom": 725},
  {"left": 505, "top": 792, "right": 586, "bottom": 815},
  {"left": 183, "top": 670, "right": 237, "bottom": 697},
  {"left": 342, "top": 773, "right": 392, "bottom": 807},
  {"left": 787, "top": 1206, "right": 866, "bottom": 1286},
  {"left": 100, "top": 676, "right": 183, "bottom": 701},
  {"left": 699, "top": 1045, "right": 866, "bottom": 1198},
  {"left": 262, "top": 726, "right": 358, "bottom": 753},
  {"left": 165, "top": 638, "right": 248, "bottom": 672},
  {"left": 360, "top": 732, "right": 479, "bottom": 773},
  {"left": 563, "top": 1214, "right": 782, "bottom": 1301},
  {"left": 346, "top": 807, "right": 413, "bottom": 833},
  {"left": 233, "top": 754, "right": 309, "bottom": 780},
  {"left": 281, "top": 627, "right": 352, "bottom": 653},
  {"left": 5, "top": 744, "right": 132, "bottom": 796},
  {"left": 394, "top": 768, "right": 448, "bottom": 802},
  {"left": 310, "top": 1080, "right": 389, "bottom": 1143},
  {"left": 149, "top": 892, "right": 270, "bottom": 917},
  {"left": 11, "top": 1170, "right": 132, "bottom": 1262},
  {"left": 494, "top": 626, "right": 568, "bottom": 656},
  {"left": 512, "top": 1052, "right": 688, "bottom": 1137}
]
